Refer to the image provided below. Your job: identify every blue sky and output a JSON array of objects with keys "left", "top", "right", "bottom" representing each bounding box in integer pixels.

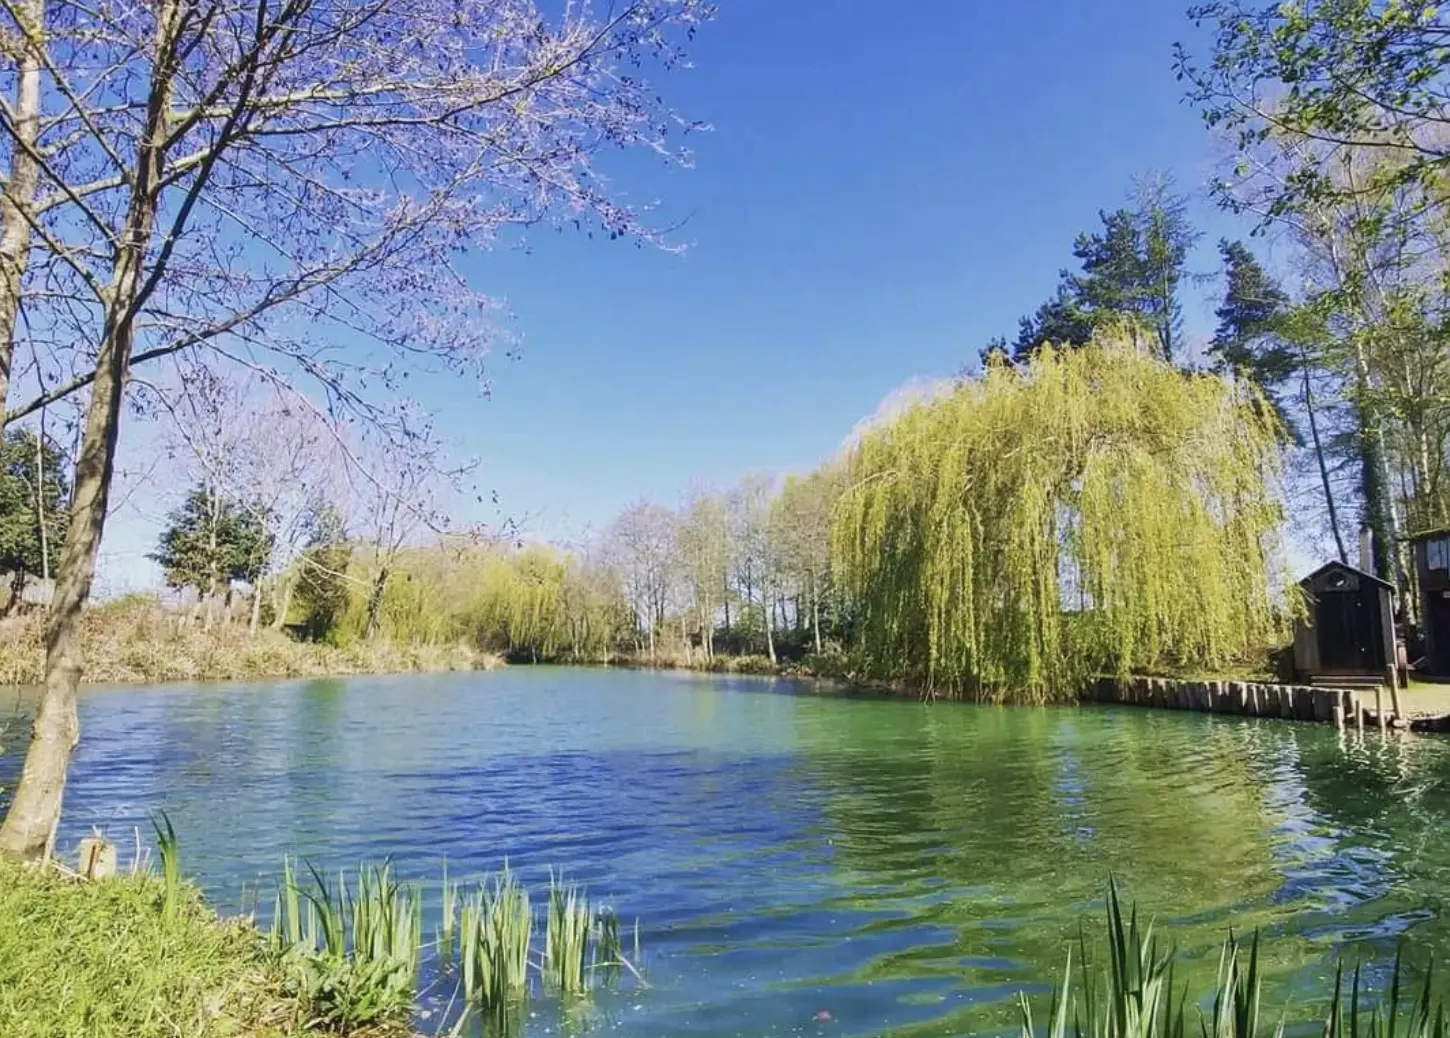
[{"left": 100, "top": 0, "right": 1278, "bottom": 591}]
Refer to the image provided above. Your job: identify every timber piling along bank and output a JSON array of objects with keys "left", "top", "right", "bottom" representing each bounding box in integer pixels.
[{"left": 1084, "top": 676, "right": 1369, "bottom": 728}]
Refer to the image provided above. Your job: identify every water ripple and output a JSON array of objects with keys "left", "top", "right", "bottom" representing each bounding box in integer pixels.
[{"left": 5, "top": 669, "right": 1450, "bottom": 1037}]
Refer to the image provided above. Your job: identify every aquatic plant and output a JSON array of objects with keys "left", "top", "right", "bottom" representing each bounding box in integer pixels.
[
  {"left": 150, "top": 811, "right": 181, "bottom": 919},
  {"left": 1019, "top": 883, "right": 1448, "bottom": 1038},
  {"left": 459, "top": 866, "right": 534, "bottom": 1011},
  {"left": 439, "top": 861, "right": 460, "bottom": 962},
  {"left": 833, "top": 339, "right": 1289, "bottom": 701},
  {"left": 270, "top": 859, "right": 421, "bottom": 1034}
]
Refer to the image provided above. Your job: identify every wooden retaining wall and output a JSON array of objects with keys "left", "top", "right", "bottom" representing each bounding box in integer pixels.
[{"left": 1083, "top": 675, "right": 1363, "bottom": 728}]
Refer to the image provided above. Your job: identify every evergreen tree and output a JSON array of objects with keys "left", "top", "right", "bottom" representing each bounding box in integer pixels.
[
  {"left": 999, "top": 179, "right": 1197, "bottom": 365},
  {"left": 150, "top": 485, "right": 274, "bottom": 601},
  {"left": 1005, "top": 284, "right": 1094, "bottom": 362},
  {"left": 291, "top": 503, "right": 352, "bottom": 642},
  {"left": 0, "top": 430, "right": 69, "bottom": 601},
  {"left": 1208, "top": 240, "right": 1299, "bottom": 435}
]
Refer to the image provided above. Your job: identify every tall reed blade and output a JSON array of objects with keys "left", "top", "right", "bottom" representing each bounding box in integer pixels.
[{"left": 150, "top": 810, "right": 181, "bottom": 919}]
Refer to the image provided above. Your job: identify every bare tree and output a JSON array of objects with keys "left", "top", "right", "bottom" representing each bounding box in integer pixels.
[
  {"left": 727, "top": 473, "right": 774, "bottom": 660},
  {"left": 0, "top": 0, "right": 709, "bottom": 860},
  {"left": 148, "top": 368, "right": 344, "bottom": 631},
  {"left": 350, "top": 438, "right": 447, "bottom": 642},
  {"left": 605, "top": 500, "right": 673, "bottom": 661},
  {"left": 675, "top": 487, "right": 726, "bottom": 660}
]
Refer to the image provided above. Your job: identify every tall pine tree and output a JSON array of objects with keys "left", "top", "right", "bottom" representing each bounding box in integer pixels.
[{"left": 997, "top": 178, "right": 1198, "bottom": 364}]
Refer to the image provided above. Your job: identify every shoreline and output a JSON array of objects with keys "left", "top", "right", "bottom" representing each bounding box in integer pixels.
[
  {"left": 0, "top": 606, "right": 503, "bottom": 688},
  {"left": 8, "top": 634, "right": 1446, "bottom": 736}
]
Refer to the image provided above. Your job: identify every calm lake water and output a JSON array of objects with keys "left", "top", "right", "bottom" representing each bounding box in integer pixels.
[{"left": 5, "top": 667, "right": 1450, "bottom": 1036}]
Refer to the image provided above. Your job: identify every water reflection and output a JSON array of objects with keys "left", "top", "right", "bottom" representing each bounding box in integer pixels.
[{"left": 1, "top": 670, "right": 1448, "bottom": 1037}]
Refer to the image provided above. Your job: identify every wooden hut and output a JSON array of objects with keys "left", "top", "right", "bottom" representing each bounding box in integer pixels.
[
  {"left": 1292, "top": 561, "right": 1396, "bottom": 686},
  {"left": 1409, "top": 529, "right": 1450, "bottom": 676}
]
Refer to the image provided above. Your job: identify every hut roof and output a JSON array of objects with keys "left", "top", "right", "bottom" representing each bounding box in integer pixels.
[{"left": 1298, "top": 560, "right": 1393, "bottom": 591}]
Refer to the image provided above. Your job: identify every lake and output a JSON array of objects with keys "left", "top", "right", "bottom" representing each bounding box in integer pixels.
[{"left": 4, "top": 667, "right": 1450, "bottom": 1036}]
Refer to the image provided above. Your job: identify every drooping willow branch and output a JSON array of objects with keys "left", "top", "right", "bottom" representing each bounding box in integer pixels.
[{"left": 831, "top": 339, "right": 1289, "bottom": 702}]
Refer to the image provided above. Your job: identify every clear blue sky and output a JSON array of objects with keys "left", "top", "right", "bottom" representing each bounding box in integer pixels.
[
  {"left": 442, "top": 0, "right": 1248, "bottom": 541},
  {"left": 101, "top": 0, "right": 1276, "bottom": 590}
]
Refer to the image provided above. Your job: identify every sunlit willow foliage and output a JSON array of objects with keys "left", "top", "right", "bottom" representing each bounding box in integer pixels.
[
  {"left": 833, "top": 340, "right": 1289, "bottom": 701},
  {"left": 327, "top": 539, "right": 632, "bottom": 661}
]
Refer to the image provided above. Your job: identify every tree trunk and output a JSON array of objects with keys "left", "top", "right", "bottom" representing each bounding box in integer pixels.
[
  {"left": 0, "top": 0, "right": 43, "bottom": 438},
  {"left": 0, "top": 11, "right": 175, "bottom": 855},
  {"left": 1357, "top": 398, "right": 1399, "bottom": 587},
  {"left": 811, "top": 576, "right": 822, "bottom": 655},
  {"left": 0, "top": 570, "right": 23, "bottom": 618},
  {"left": 365, "top": 566, "right": 389, "bottom": 641},
  {"left": 248, "top": 580, "right": 263, "bottom": 637},
  {"left": 0, "top": 240, "right": 138, "bottom": 858},
  {"left": 763, "top": 583, "right": 776, "bottom": 666},
  {"left": 1301, "top": 358, "right": 1347, "bottom": 564},
  {"left": 271, "top": 575, "right": 294, "bottom": 631}
]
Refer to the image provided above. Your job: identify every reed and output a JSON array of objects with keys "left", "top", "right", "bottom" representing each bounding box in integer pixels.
[
  {"left": 544, "top": 875, "right": 591, "bottom": 995},
  {"left": 439, "top": 861, "right": 460, "bottom": 962},
  {"left": 150, "top": 811, "right": 181, "bottom": 919},
  {"left": 269, "top": 858, "right": 421, "bottom": 1034},
  {"left": 459, "top": 867, "right": 534, "bottom": 1011},
  {"left": 1018, "top": 884, "right": 1447, "bottom": 1038}
]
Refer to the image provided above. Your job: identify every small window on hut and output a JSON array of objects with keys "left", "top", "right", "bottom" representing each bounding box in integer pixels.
[{"left": 1429, "top": 538, "right": 1450, "bottom": 572}]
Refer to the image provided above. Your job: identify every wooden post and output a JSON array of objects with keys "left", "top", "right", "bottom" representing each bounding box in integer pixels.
[
  {"left": 1376, "top": 686, "right": 1387, "bottom": 732},
  {"left": 78, "top": 835, "right": 116, "bottom": 880}
]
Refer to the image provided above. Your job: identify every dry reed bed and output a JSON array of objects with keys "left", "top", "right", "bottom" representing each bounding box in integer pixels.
[{"left": 0, "top": 601, "right": 499, "bottom": 687}]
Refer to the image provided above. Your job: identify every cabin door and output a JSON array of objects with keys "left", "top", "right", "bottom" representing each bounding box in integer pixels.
[{"left": 1317, "top": 590, "right": 1384, "bottom": 673}]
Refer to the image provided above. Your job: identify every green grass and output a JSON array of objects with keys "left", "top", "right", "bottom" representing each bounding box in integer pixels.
[{"left": 0, "top": 856, "right": 300, "bottom": 1038}]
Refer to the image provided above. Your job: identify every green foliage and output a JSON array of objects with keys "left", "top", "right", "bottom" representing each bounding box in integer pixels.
[
  {"left": 1001, "top": 179, "right": 1198, "bottom": 364},
  {"left": 1020, "top": 884, "right": 1448, "bottom": 1038},
  {"left": 834, "top": 340, "right": 1288, "bottom": 701},
  {"left": 150, "top": 483, "right": 275, "bottom": 596},
  {"left": 270, "top": 859, "right": 421, "bottom": 1034},
  {"left": 1179, "top": 1, "right": 1450, "bottom": 221},
  {"left": 0, "top": 429, "right": 68, "bottom": 583},
  {"left": 543, "top": 875, "right": 623, "bottom": 996},
  {"left": 150, "top": 810, "right": 181, "bottom": 919},
  {"left": 291, "top": 503, "right": 353, "bottom": 642},
  {"left": 343, "top": 538, "right": 632, "bottom": 661},
  {"left": 450, "top": 866, "right": 639, "bottom": 1015},
  {"left": 459, "top": 867, "right": 533, "bottom": 1011},
  {"left": 1209, "top": 240, "right": 1302, "bottom": 442}
]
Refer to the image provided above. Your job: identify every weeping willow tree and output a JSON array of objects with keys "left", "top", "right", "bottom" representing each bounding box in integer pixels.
[{"left": 832, "top": 339, "right": 1289, "bottom": 702}]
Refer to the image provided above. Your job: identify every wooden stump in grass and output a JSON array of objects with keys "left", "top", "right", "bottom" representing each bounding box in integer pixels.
[{"left": 78, "top": 836, "right": 116, "bottom": 880}]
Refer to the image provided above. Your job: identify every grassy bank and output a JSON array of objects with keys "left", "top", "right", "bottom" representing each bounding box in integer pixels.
[
  {"left": 0, "top": 842, "right": 641, "bottom": 1038},
  {"left": 0, "top": 855, "right": 319, "bottom": 1038},
  {"left": 0, "top": 598, "right": 501, "bottom": 687}
]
